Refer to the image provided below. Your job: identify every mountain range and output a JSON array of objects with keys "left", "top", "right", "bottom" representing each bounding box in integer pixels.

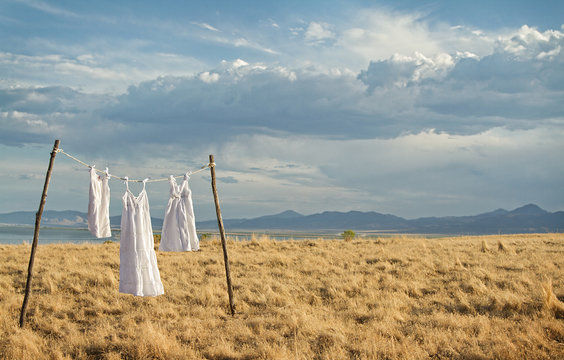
[{"left": 0, "top": 204, "right": 562, "bottom": 235}]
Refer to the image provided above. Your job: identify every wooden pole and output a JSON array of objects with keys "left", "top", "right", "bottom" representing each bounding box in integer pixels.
[
  {"left": 19, "top": 139, "right": 60, "bottom": 328},
  {"left": 209, "top": 154, "right": 235, "bottom": 315}
]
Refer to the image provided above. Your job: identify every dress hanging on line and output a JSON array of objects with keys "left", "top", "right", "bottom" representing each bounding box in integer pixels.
[
  {"left": 119, "top": 178, "right": 164, "bottom": 296},
  {"left": 88, "top": 167, "right": 111, "bottom": 238},
  {"left": 160, "top": 173, "right": 200, "bottom": 252}
]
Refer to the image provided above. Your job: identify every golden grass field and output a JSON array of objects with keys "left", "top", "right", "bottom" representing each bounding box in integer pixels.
[{"left": 1, "top": 233, "right": 563, "bottom": 359}]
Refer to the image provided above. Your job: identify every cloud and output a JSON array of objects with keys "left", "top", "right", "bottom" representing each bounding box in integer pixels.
[
  {"left": 17, "top": 173, "right": 45, "bottom": 181},
  {"left": 293, "top": 8, "right": 504, "bottom": 72},
  {"left": 213, "top": 126, "right": 564, "bottom": 218},
  {"left": 0, "top": 85, "right": 106, "bottom": 114},
  {"left": 0, "top": 49, "right": 207, "bottom": 94},
  {"left": 201, "top": 34, "right": 279, "bottom": 55},
  {"left": 0, "top": 111, "right": 55, "bottom": 146},
  {"left": 0, "top": 52, "right": 122, "bottom": 83},
  {"left": 0, "top": 85, "right": 115, "bottom": 149},
  {"left": 354, "top": 25, "right": 564, "bottom": 125},
  {"left": 305, "top": 22, "right": 335, "bottom": 44},
  {"left": 358, "top": 52, "right": 455, "bottom": 90},
  {"left": 192, "top": 22, "right": 220, "bottom": 32},
  {"left": 500, "top": 25, "right": 563, "bottom": 59},
  {"left": 334, "top": 9, "right": 444, "bottom": 67},
  {"left": 199, "top": 71, "right": 220, "bottom": 83},
  {"left": 418, "top": 26, "right": 564, "bottom": 120},
  {"left": 3, "top": 23, "right": 563, "bottom": 155},
  {"left": 94, "top": 61, "right": 380, "bottom": 151},
  {"left": 16, "top": 0, "right": 80, "bottom": 18}
]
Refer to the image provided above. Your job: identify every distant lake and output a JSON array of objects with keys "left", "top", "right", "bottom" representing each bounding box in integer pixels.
[
  {"left": 0, "top": 225, "right": 120, "bottom": 245},
  {"left": 0, "top": 225, "right": 340, "bottom": 245}
]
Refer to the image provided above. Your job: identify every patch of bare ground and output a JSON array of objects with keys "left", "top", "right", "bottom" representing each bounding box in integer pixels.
[{"left": 0, "top": 233, "right": 563, "bottom": 359}]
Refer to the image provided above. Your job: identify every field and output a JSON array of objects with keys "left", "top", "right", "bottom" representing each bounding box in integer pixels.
[{"left": 1, "top": 233, "right": 563, "bottom": 359}]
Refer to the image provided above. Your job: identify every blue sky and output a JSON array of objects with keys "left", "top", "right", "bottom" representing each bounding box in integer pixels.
[{"left": 1, "top": 0, "right": 563, "bottom": 221}]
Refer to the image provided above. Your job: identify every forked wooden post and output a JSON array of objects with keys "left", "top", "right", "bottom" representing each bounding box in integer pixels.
[
  {"left": 209, "top": 154, "right": 235, "bottom": 315},
  {"left": 19, "top": 139, "right": 60, "bottom": 327}
]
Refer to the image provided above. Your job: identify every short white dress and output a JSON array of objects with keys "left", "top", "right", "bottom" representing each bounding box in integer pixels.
[
  {"left": 87, "top": 167, "right": 111, "bottom": 238},
  {"left": 119, "top": 178, "right": 164, "bottom": 296},
  {"left": 159, "top": 174, "right": 199, "bottom": 252}
]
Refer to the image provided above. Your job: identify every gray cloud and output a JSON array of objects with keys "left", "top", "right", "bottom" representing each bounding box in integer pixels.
[
  {"left": 99, "top": 26, "right": 561, "bottom": 149},
  {"left": 358, "top": 57, "right": 420, "bottom": 90},
  {"left": 3, "top": 25, "right": 562, "bottom": 155},
  {"left": 0, "top": 86, "right": 106, "bottom": 115},
  {"left": 213, "top": 127, "right": 564, "bottom": 218}
]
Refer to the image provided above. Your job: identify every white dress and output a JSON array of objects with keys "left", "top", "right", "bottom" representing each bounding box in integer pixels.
[
  {"left": 159, "top": 174, "right": 199, "bottom": 251},
  {"left": 88, "top": 167, "right": 111, "bottom": 238},
  {"left": 119, "top": 178, "right": 164, "bottom": 296}
]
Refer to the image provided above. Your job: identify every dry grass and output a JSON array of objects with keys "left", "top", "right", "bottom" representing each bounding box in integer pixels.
[{"left": 1, "top": 233, "right": 563, "bottom": 359}]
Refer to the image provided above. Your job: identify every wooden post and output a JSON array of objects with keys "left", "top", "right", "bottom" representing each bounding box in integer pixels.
[
  {"left": 209, "top": 154, "right": 235, "bottom": 315},
  {"left": 19, "top": 139, "right": 60, "bottom": 328}
]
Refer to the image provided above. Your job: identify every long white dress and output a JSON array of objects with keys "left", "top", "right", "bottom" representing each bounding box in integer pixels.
[
  {"left": 88, "top": 167, "right": 111, "bottom": 238},
  {"left": 119, "top": 179, "right": 164, "bottom": 296},
  {"left": 159, "top": 174, "right": 199, "bottom": 252}
]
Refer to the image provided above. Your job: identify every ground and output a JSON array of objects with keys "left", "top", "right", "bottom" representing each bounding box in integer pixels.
[{"left": 1, "top": 233, "right": 563, "bottom": 359}]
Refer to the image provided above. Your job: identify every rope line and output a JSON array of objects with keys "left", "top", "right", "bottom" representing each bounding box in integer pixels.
[{"left": 56, "top": 149, "right": 213, "bottom": 183}]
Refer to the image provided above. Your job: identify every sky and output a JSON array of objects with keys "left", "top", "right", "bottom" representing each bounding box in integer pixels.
[{"left": 1, "top": 0, "right": 563, "bottom": 221}]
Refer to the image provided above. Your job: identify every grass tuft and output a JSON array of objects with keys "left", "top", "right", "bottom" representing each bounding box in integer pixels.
[
  {"left": 497, "top": 239, "right": 509, "bottom": 252},
  {"left": 542, "top": 280, "right": 564, "bottom": 319},
  {"left": 480, "top": 239, "right": 489, "bottom": 252}
]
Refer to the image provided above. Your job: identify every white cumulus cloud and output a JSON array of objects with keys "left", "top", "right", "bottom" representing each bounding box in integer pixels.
[
  {"left": 305, "top": 22, "right": 335, "bottom": 44},
  {"left": 199, "top": 71, "right": 220, "bottom": 83}
]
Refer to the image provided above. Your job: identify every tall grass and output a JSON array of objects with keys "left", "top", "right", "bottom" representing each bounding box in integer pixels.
[{"left": 0, "top": 233, "right": 563, "bottom": 359}]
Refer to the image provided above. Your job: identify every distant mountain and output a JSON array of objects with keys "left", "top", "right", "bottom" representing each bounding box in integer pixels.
[
  {"left": 409, "top": 204, "right": 562, "bottom": 234},
  {"left": 1, "top": 204, "right": 562, "bottom": 234},
  {"left": 197, "top": 209, "right": 407, "bottom": 231},
  {"left": 196, "top": 204, "right": 563, "bottom": 234},
  {"left": 507, "top": 203, "right": 547, "bottom": 216},
  {"left": 473, "top": 208, "right": 509, "bottom": 219}
]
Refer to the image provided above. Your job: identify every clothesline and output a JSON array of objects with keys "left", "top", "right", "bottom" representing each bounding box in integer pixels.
[{"left": 56, "top": 148, "right": 214, "bottom": 183}]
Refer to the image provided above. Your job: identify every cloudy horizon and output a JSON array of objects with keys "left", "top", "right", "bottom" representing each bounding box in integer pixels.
[{"left": 1, "top": 1, "right": 563, "bottom": 221}]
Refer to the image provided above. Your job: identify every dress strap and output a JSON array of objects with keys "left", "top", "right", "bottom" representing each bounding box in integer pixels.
[
  {"left": 124, "top": 176, "right": 129, "bottom": 191},
  {"left": 184, "top": 172, "right": 191, "bottom": 180},
  {"left": 142, "top": 178, "right": 149, "bottom": 191}
]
